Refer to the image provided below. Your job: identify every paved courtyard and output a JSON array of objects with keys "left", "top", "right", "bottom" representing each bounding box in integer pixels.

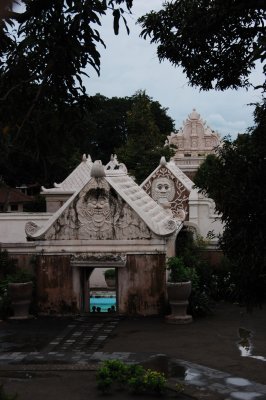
[{"left": 0, "top": 302, "right": 266, "bottom": 400}]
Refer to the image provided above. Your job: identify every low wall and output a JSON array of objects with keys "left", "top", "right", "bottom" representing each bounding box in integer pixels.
[{"left": 0, "top": 213, "right": 52, "bottom": 243}]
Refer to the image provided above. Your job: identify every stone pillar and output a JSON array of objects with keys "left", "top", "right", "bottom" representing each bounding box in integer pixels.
[{"left": 118, "top": 254, "right": 166, "bottom": 316}]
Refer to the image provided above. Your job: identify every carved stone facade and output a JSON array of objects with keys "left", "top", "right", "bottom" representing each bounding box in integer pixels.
[
  {"left": 142, "top": 165, "right": 190, "bottom": 221},
  {"left": 19, "top": 159, "right": 179, "bottom": 316},
  {"left": 167, "top": 109, "right": 221, "bottom": 179},
  {"left": 141, "top": 156, "right": 223, "bottom": 244},
  {"left": 44, "top": 178, "right": 153, "bottom": 241},
  {"left": 1, "top": 140, "right": 224, "bottom": 316}
]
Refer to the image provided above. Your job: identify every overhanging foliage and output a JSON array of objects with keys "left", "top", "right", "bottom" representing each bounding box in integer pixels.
[
  {"left": 194, "top": 101, "right": 266, "bottom": 307},
  {"left": 139, "top": 0, "right": 266, "bottom": 91}
]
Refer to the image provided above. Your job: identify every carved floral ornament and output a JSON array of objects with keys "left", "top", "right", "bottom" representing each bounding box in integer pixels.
[
  {"left": 70, "top": 253, "right": 127, "bottom": 267},
  {"left": 70, "top": 253, "right": 127, "bottom": 262},
  {"left": 25, "top": 221, "right": 41, "bottom": 237},
  {"left": 166, "top": 109, "right": 221, "bottom": 152},
  {"left": 105, "top": 154, "right": 127, "bottom": 175}
]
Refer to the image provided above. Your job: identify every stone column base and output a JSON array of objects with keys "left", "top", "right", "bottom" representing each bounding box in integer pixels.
[{"left": 165, "top": 313, "right": 193, "bottom": 324}]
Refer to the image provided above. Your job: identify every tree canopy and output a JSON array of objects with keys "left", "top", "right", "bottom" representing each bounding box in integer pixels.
[
  {"left": 116, "top": 91, "right": 175, "bottom": 183},
  {"left": 139, "top": 0, "right": 266, "bottom": 91},
  {"left": 138, "top": 0, "right": 266, "bottom": 308},
  {"left": 0, "top": 0, "right": 133, "bottom": 104},
  {"left": 0, "top": 91, "right": 175, "bottom": 187},
  {"left": 0, "top": 0, "right": 136, "bottom": 187},
  {"left": 194, "top": 101, "right": 266, "bottom": 307}
]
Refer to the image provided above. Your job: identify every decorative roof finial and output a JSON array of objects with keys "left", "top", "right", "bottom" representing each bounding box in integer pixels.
[
  {"left": 91, "top": 160, "right": 106, "bottom": 178},
  {"left": 189, "top": 108, "right": 200, "bottom": 120},
  {"left": 82, "top": 154, "right": 87, "bottom": 162},
  {"left": 160, "top": 156, "right": 167, "bottom": 166}
]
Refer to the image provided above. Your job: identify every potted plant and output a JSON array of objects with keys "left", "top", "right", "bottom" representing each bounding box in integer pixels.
[
  {"left": 7, "top": 269, "right": 34, "bottom": 320},
  {"left": 104, "top": 268, "right": 116, "bottom": 288},
  {"left": 165, "top": 256, "right": 198, "bottom": 324}
]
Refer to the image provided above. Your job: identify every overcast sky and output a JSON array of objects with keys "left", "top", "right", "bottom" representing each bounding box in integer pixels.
[{"left": 84, "top": 0, "right": 264, "bottom": 139}]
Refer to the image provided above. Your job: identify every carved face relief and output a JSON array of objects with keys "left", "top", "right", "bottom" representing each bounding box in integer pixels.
[
  {"left": 86, "top": 192, "right": 110, "bottom": 228},
  {"left": 77, "top": 187, "right": 111, "bottom": 234},
  {"left": 151, "top": 177, "right": 175, "bottom": 204}
]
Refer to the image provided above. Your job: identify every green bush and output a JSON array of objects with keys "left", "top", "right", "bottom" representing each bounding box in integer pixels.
[
  {"left": 96, "top": 360, "right": 128, "bottom": 393},
  {"left": 96, "top": 360, "right": 166, "bottom": 395},
  {"left": 128, "top": 368, "right": 166, "bottom": 395},
  {"left": 104, "top": 268, "right": 116, "bottom": 279},
  {"left": 209, "top": 258, "right": 237, "bottom": 302},
  {"left": 96, "top": 365, "right": 113, "bottom": 393},
  {"left": 188, "top": 288, "right": 213, "bottom": 317},
  {"left": 166, "top": 256, "right": 199, "bottom": 284},
  {"left": 173, "top": 230, "right": 214, "bottom": 317},
  {"left": 172, "top": 230, "right": 241, "bottom": 315}
]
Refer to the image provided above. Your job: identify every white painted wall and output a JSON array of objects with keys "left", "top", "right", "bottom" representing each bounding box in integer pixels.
[
  {"left": 89, "top": 268, "right": 108, "bottom": 288},
  {"left": 0, "top": 213, "right": 52, "bottom": 243},
  {"left": 189, "top": 189, "right": 224, "bottom": 239}
]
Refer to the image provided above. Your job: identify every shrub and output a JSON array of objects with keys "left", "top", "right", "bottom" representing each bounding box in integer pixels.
[
  {"left": 173, "top": 230, "right": 218, "bottom": 317},
  {"left": 96, "top": 365, "right": 113, "bottom": 393},
  {"left": 166, "top": 256, "right": 199, "bottom": 284},
  {"left": 104, "top": 269, "right": 116, "bottom": 279},
  {"left": 96, "top": 360, "right": 128, "bottom": 393},
  {"left": 96, "top": 360, "right": 166, "bottom": 395},
  {"left": 128, "top": 368, "right": 166, "bottom": 395}
]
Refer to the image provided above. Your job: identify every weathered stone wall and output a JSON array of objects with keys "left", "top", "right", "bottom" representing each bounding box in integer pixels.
[
  {"left": 5, "top": 254, "right": 33, "bottom": 271},
  {"left": 118, "top": 254, "right": 166, "bottom": 316},
  {"left": 36, "top": 255, "right": 78, "bottom": 314},
  {"left": 0, "top": 213, "right": 51, "bottom": 243},
  {"left": 44, "top": 182, "right": 154, "bottom": 241}
]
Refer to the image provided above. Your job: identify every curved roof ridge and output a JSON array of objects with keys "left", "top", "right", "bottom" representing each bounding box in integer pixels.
[
  {"left": 27, "top": 174, "right": 180, "bottom": 239},
  {"left": 41, "top": 156, "right": 92, "bottom": 194},
  {"left": 167, "top": 161, "right": 194, "bottom": 191},
  {"left": 60, "top": 157, "right": 92, "bottom": 190},
  {"left": 25, "top": 189, "right": 79, "bottom": 239},
  {"left": 107, "top": 175, "right": 181, "bottom": 236}
]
